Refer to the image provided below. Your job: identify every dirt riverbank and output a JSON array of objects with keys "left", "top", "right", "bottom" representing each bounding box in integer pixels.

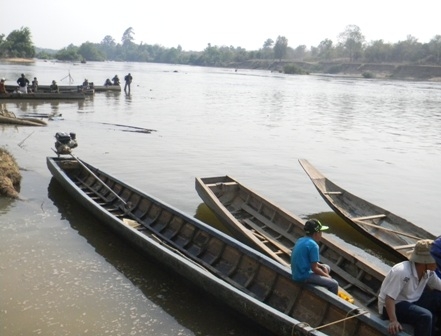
[{"left": 231, "top": 60, "right": 441, "bottom": 81}]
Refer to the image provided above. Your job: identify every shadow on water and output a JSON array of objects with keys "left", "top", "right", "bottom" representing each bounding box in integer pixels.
[
  {"left": 47, "top": 178, "right": 274, "bottom": 336},
  {"left": 308, "top": 211, "right": 402, "bottom": 266},
  {"left": 194, "top": 202, "right": 235, "bottom": 236}
]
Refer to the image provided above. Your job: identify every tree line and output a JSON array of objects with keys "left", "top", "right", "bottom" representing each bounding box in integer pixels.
[{"left": 2, "top": 26, "right": 441, "bottom": 68}]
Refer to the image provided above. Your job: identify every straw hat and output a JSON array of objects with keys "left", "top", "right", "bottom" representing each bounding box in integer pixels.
[{"left": 407, "top": 239, "right": 435, "bottom": 264}]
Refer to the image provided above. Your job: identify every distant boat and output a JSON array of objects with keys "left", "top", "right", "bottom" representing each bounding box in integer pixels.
[
  {"left": 299, "top": 159, "right": 436, "bottom": 260},
  {"left": 0, "top": 92, "right": 85, "bottom": 100}
]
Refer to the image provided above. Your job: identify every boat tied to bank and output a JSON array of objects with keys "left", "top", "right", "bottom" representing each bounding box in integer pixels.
[
  {"left": 298, "top": 159, "right": 436, "bottom": 261},
  {"left": 46, "top": 135, "right": 403, "bottom": 336}
]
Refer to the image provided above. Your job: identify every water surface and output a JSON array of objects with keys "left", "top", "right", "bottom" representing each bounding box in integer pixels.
[{"left": 1, "top": 60, "right": 440, "bottom": 335}]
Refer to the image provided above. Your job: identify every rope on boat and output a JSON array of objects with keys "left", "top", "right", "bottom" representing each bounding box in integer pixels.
[{"left": 313, "top": 308, "right": 368, "bottom": 333}]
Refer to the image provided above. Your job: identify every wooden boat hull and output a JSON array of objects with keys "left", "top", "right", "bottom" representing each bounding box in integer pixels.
[
  {"left": 0, "top": 115, "right": 47, "bottom": 126},
  {"left": 299, "top": 159, "right": 436, "bottom": 260},
  {"left": 195, "top": 176, "right": 391, "bottom": 310},
  {"left": 0, "top": 92, "right": 85, "bottom": 100},
  {"left": 47, "top": 157, "right": 398, "bottom": 336},
  {"left": 6, "top": 84, "right": 119, "bottom": 93}
]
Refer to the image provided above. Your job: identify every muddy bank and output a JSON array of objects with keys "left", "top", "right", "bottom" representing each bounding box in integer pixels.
[
  {"left": 0, "top": 148, "right": 21, "bottom": 198},
  {"left": 231, "top": 60, "right": 441, "bottom": 81}
]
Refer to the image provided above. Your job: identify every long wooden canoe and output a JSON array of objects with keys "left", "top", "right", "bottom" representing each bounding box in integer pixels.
[
  {"left": 6, "top": 84, "right": 119, "bottom": 93},
  {"left": 47, "top": 156, "right": 401, "bottom": 336},
  {"left": 298, "top": 159, "right": 436, "bottom": 261},
  {"left": 0, "top": 92, "right": 85, "bottom": 100},
  {"left": 195, "top": 176, "right": 392, "bottom": 310}
]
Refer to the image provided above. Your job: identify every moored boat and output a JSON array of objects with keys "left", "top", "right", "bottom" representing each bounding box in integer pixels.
[
  {"left": 47, "top": 151, "right": 401, "bottom": 335},
  {"left": 195, "top": 176, "right": 389, "bottom": 310},
  {"left": 298, "top": 159, "right": 436, "bottom": 261},
  {"left": 6, "top": 83, "right": 118, "bottom": 93},
  {"left": 0, "top": 92, "right": 85, "bottom": 100}
]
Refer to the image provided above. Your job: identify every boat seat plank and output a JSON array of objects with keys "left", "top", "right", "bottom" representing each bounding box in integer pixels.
[
  {"left": 324, "top": 191, "right": 342, "bottom": 195},
  {"left": 241, "top": 204, "right": 295, "bottom": 247},
  {"left": 320, "top": 256, "right": 379, "bottom": 300},
  {"left": 353, "top": 214, "right": 386, "bottom": 221},
  {"left": 243, "top": 217, "right": 292, "bottom": 255},
  {"left": 206, "top": 181, "right": 238, "bottom": 187},
  {"left": 394, "top": 244, "right": 415, "bottom": 250}
]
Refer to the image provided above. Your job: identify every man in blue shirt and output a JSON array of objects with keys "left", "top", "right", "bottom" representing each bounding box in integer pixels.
[{"left": 291, "top": 219, "right": 338, "bottom": 294}]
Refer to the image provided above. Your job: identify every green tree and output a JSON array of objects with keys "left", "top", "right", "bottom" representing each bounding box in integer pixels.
[
  {"left": 392, "top": 35, "right": 423, "bottom": 63},
  {"left": 122, "top": 27, "right": 135, "bottom": 45},
  {"left": 274, "top": 36, "right": 288, "bottom": 61},
  {"left": 317, "top": 39, "right": 334, "bottom": 60},
  {"left": 78, "top": 42, "right": 105, "bottom": 61},
  {"left": 55, "top": 44, "right": 81, "bottom": 61},
  {"left": 338, "top": 25, "right": 365, "bottom": 61},
  {"left": 0, "top": 34, "right": 6, "bottom": 57},
  {"left": 293, "top": 45, "right": 307, "bottom": 60},
  {"left": 3, "top": 27, "right": 35, "bottom": 58},
  {"left": 263, "top": 38, "right": 274, "bottom": 49},
  {"left": 99, "top": 35, "right": 116, "bottom": 60},
  {"left": 364, "top": 40, "right": 392, "bottom": 63},
  {"left": 428, "top": 35, "right": 441, "bottom": 64}
]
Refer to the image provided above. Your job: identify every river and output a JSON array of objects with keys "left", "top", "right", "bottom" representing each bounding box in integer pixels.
[{"left": 1, "top": 59, "right": 441, "bottom": 335}]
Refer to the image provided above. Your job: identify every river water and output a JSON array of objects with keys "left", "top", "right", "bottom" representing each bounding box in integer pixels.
[{"left": 1, "top": 60, "right": 441, "bottom": 335}]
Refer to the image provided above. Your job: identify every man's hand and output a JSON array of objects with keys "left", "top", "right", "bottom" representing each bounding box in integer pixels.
[{"left": 388, "top": 320, "right": 403, "bottom": 335}]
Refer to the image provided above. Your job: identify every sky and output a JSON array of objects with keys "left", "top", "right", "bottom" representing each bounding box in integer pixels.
[{"left": 1, "top": 0, "right": 440, "bottom": 52}]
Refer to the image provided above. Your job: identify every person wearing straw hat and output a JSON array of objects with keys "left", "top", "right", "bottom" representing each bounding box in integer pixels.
[
  {"left": 291, "top": 219, "right": 338, "bottom": 295},
  {"left": 378, "top": 239, "right": 441, "bottom": 335}
]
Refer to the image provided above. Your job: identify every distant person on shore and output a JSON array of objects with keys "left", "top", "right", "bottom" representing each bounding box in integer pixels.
[
  {"left": 0, "top": 78, "right": 7, "bottom": 94},
  {"left": 49, "top": 80, "right": 59, "bottom": 93},
  {"left": 31, "top": 77, "right": 38, "bottom": 92},
  {"left": 112, "top": 75, "right": 120, "bottom": 85},
  {"left": 82, "top": 79, "right": 89, "bottom": 89},
  {"left": 104, "top": 78, "right": 112, "bottom": 86},
  {"left": 291, "top": 219, "right": 338, "bottom": 295},
  {"left": 124, "top": 73, "right": 132, "bottom": 94},
  {"left": 17, "top": 73, "right": 29, "bottom": 93}
]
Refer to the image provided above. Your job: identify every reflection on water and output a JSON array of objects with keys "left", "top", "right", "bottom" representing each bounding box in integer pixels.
[{"left": 2, "top": 60, "right": 441, "bottom": 335}]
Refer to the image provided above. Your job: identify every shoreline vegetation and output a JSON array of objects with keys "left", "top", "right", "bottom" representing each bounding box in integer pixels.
[{"left": 2, "top": 57, "right": 441, "bottom": 82}]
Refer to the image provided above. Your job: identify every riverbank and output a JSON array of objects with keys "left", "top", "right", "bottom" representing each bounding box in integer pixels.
[
  {"left": 0, "top": 148, "right": 21, "bottom": 198},
  {"left": 1, "top": 58, "right": 35, "bottom": 63},
  {"left": 230, "top": 59, "right": 441, "bottom": 81},
  {"left": 3, "top": 57, "right": 441, "bottom": 81}
]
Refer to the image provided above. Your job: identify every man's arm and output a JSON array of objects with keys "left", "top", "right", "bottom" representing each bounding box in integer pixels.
[
  {"left": 310, "top": 262, "right": 331, "bottom": 278},
  {"left": 384, "top": 295, "right": 403, "bottom": 335}
]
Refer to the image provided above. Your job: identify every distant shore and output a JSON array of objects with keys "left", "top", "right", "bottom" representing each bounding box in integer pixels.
[
  {"left": 230, "top": 60, "right": 441, "bottom": 82},
  {"left": 2, "top": 57, "right": 441, "bottom": 81},
  {"left": 1, "top": 58, "right": 35, "bottom": 63}
]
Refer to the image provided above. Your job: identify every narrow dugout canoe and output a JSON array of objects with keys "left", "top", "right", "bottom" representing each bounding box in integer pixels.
[
  {"left": 47, "top": 156, "right": 402, "bottom": 336},
  {"left": 6, "top": 84, "right": 118, "bottom": 93},
  {"left": 195, "top": 176, "right": 390, "bottom": 311},
  {"left": 298, "top": 159, "right": 436, "bottom": 261},
  {"left": 0, "top": 92, "right": 85, "bottom": 100}
]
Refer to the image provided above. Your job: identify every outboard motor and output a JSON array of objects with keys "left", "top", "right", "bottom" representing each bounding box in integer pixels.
[{"left": 54, "top": 132, "right": 78, "bottom": 155}]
